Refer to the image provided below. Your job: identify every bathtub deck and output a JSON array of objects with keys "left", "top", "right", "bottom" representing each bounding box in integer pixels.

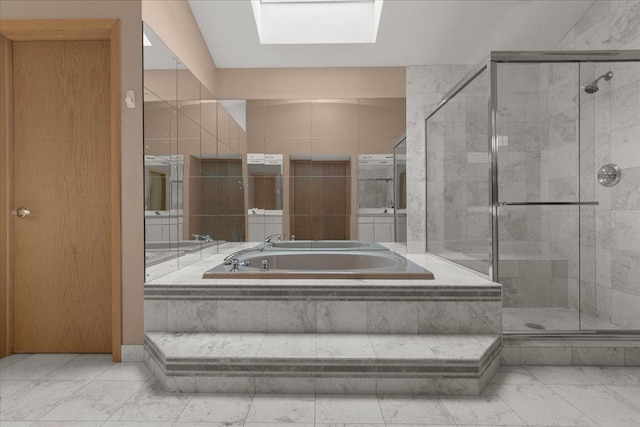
[
  {"left": 145, "top": 331, "right": 501, "bottom": 395},
  {"left": 146, "top": 245, "right": 494, "bottom": 288}
]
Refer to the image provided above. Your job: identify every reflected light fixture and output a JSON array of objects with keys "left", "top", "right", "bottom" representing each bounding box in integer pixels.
[
  {"left": 143, "top": 32, "right": 152, "bottom": 47},
  {"left": 251, "top": 0, "right": 384, "bottom": 44}
]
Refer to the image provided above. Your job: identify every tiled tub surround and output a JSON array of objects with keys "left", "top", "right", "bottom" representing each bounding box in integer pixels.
[
  {"left": 144, "top": 249, "right": 502, "bottom": 335},
  {"left": 144, "top": 332, "right": 501, "bottom": 395},
  {"left": 144, "top": 249, "right": 502, "bottom": 395}
]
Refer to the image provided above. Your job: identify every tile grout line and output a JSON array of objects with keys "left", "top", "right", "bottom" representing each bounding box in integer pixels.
[
  {"left": 603, "top": 384, "right": 640, "bottom": 410},
  {"left": 171, "top": 388, "right": 196, "bottom": 425},
  {"left": 483, "top": 382, "right": 528, "bottom": 427},
  {"left": 30, "top": 377, "right": 92, "bottom": 424}
]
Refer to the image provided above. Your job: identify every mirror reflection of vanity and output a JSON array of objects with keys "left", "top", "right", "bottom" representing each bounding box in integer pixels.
[
  {"left": 143, "top": 22, "right": 407, "bottom": 280},
  {"left": 357, "top": 154, "right": 396, "bottom": 242},
  {"left": 247, "top": 153, "right": 283, "bottom": 241}
]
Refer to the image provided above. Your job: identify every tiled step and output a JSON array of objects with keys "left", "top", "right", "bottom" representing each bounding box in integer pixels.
[{"left": 144, "top": 332, "right": 501, "bottom": 395}]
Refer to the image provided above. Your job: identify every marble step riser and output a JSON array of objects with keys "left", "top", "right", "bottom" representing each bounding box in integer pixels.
[
  {"left": 144, "top": 337, "right": 502, "bottom": 395},
  {"left": 145, "top": 298, "right": 502, "bottom": 334},
  {"left": 146, "top": 352, "right": 501, "bottom": 395}
]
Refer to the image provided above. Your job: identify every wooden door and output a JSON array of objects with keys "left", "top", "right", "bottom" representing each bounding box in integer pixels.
[
  {"left": 201, "top": 159, "right": 246, "bottom": 242},
  {"left": 251, "top": 173, "right": 277, "bottom": 210},
  {"left": 291, "top": 161, "right": 349, "bottom": 240},
  {"left": 11, "top": 40, "right": 113, "bottom": 353}
]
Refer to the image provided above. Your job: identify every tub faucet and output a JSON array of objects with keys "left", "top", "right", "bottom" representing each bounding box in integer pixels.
[
  {"left": 223, "top": 245, "right": 263, "bottom": 262},
  {"left": 264, "top": 233, "right": 285, "bottom": 248},
  {"left": 228, "top": 258, "right": 250, "bottom": 271}
]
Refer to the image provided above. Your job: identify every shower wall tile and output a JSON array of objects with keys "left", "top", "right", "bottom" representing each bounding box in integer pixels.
[
  {"left": 611, "top": 249, "right": 640, "bottom": 296},
  {"left": 611, "top": 210, "right": 640, "bottom": 252},
  {"left": 595, "top": 92, "right": 612, "bottom": 136},
  {"left": 611, "top": 290, "right": 640, "bottom": 329},
  {"left": 611, "top": 167, "right": 640, "bottom": 210},
  {"left": 611, "top": 83, "right": 640, "bottom": 131},
  {"left": 596, "top": 247, "right": 612, "bottom": 288},
  {"left": 552, "top": 278, "right": 570, "bottom": 307},
  {"left": 576, "top": 13, "right": 612, "bottom": 50},
  {"left": 580, "top": 282, "right": 597, "bottom": 316},
  {"left": 610, "top": 124, "right": 640, "bottom": 168},
  {"left": 435, "top": 65, "right": 473, "bottom": 93},
  {"left": 406, "top": 67, "right": 437, "bottom": 94},
  {"left": 548, "top": 78, "right": 578, "bottom": 117},
  {"left": 555, "top": 27, "right": 576, "bottom": 50},
  {"left": 575, "top": 0, "right": 610, "bottom": 36},
  {"left": 610, "top": 61, "right": 640, "bottom": 91},
  {"left": 595, "top": 285, "right": 613, "bottom": 323},
  {"left": 610, "top": 0, "right": 640, "bottom": 48}
]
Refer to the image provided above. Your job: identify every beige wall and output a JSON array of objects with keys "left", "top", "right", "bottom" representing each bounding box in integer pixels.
[
  {"left": 0, "top": 0, "right": 145, "bottom": 344},
  {"left": 218, "top": 67, "right": 406, "bottom": 100},
  {"left": 245, "top": 99, "right": 406, "bottom": 239},
  {"left": 142, "top": 0, "right": 218, "bottom": 97}
]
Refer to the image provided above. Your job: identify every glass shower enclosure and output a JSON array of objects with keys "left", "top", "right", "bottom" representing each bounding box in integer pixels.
[{"left": 425, "top": 51, "right": 640, "bottom": 334}]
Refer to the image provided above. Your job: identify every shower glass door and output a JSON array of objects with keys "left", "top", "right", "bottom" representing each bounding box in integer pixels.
[
  {"left": 579, "top": 61, "right": 640, "bottom": 331},
  {"left": 496, "top": 62, "right": 597, "bottom": 333}
]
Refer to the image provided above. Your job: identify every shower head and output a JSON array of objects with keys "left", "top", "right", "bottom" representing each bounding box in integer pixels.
[{"left": 584, "top": 71, "right": 613, "bottom": 94}]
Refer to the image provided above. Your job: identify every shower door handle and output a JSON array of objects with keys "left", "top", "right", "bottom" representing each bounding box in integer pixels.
[{"left": 497, "top": 201, "right": 599, "bottom": 206}]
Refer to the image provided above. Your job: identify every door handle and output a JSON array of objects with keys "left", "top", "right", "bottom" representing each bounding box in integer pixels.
[{"left": 11, "top": 207, "right": 31, "bottom": 218}]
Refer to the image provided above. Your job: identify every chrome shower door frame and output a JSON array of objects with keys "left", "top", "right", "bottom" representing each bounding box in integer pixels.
[{"left": 425, "top": 49, "right": 640, "bottom": 334}]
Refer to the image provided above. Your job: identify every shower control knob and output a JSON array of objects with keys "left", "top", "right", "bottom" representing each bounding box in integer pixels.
[
  {"left": 11, "top": 207, "right": 31, "bottom": 218},
  {"left": 598, "top": 164, "right": 621, "bottom": 187}
]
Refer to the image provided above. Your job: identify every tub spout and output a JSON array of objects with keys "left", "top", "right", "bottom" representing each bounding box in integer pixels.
[{"left": 264, "top": 233, "right": 285, "bottom": 248}]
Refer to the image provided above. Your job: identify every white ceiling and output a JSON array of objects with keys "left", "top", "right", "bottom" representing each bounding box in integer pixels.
[{"left": 187, "top": 0, "right": 594, "bottom": 68}]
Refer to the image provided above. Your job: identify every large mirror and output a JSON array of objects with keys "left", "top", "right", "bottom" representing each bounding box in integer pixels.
[
  {"left": 242, "top": 98, "right": 406, "bottom": 248},
  {"left": 143, "top": 23, "right": 247, "bottom": 281},
  {"left": 144, "top": 23, "right": 407, "bottom": 280}
]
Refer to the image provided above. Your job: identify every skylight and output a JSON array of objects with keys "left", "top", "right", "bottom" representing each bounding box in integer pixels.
[{"left": 251, "top": 0, "right": 384, "bottom": 44}]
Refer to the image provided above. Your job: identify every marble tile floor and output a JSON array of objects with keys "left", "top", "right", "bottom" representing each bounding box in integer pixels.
[
  {"left": 2, "top": 353, "right": 640, "bottom": 426},
  {"left": 503, "top": 308, "right": 618, "bottom": 332}
]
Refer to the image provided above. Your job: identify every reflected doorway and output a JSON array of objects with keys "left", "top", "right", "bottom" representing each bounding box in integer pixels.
[
  {"left": 291, "top": 160, "right": 350, "bottom": 240},
  {"left": 201, "top": 158, "right": 246, "bottom": 242}
]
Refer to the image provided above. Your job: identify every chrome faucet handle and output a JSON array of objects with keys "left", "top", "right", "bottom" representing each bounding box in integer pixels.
[
  {"left": 260, "top": 259, "right": 269, "bottom": 271},
  {"left": 265, "top": 233, "right": 285, "bottom": 243},
  {"left": 230, "top": 258, "right": 240, "bottom": 272}
]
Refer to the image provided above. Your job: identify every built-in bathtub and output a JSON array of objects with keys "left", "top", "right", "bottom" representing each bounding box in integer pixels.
[{"left": 203, "top": 247, "right": 434, "bottom": 279}]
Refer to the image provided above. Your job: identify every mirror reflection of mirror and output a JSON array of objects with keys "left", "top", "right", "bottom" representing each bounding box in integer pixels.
[
  {"left": 394, "top": 136, "right": 407, "bottom": 244},
  {"left": 358, "top": 154, "right": 395, "bottom": 211}
]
